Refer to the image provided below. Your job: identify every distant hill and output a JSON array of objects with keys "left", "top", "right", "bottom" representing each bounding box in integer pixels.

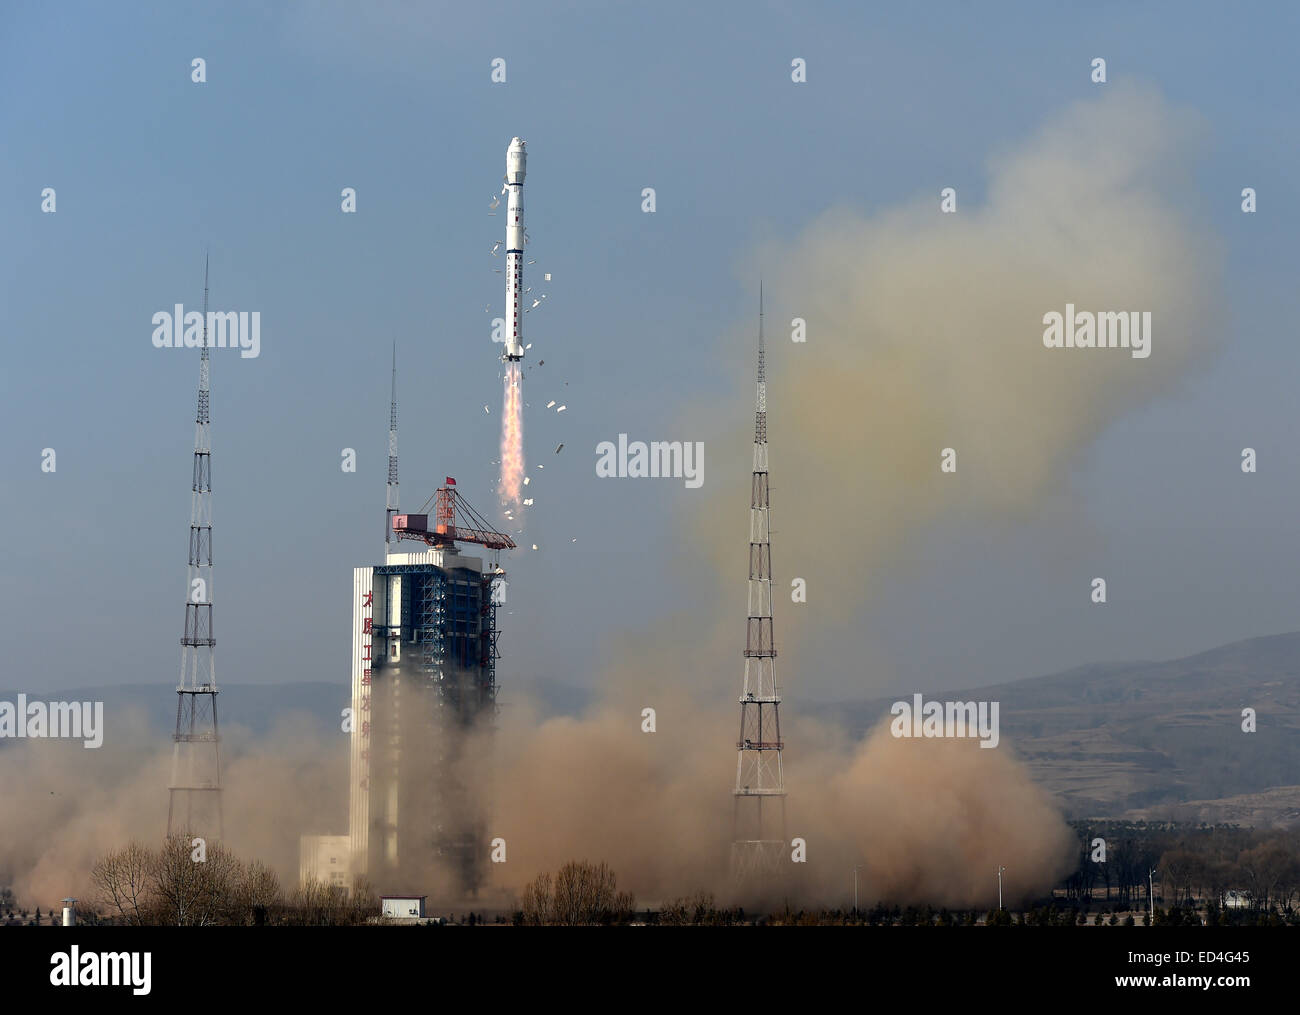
[
  {"left": 0, "top": 682, "right": 349, "bottom": 741},
  {"left": 8, "top": 633, "right": 1299, "bottom": 827},
  {"left": 810, "top": 632, "right": 1300, "bottom": 827},
  {"left": 0, "top": 677, "right": 592, "bottom": 742}
]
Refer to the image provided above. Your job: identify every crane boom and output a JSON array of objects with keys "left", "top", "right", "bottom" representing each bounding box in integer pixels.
[{"left": 392, "top": 483, "right": 516, "bottom": 550}]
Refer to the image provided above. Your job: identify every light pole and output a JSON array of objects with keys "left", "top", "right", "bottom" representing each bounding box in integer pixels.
[
  {"left": 1149, "top": 868, "right": 1157, "bottom": 926},
  {"left": 997, "top": 866, "right": 1006, "bottom": 913},
  {"left": 853, "top": 864, "right": 863, "bottom": 917}
]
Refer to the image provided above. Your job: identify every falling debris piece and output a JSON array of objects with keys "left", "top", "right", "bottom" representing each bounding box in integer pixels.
[
  {"left": 538, "top": 359, "right": 544, "bottom": 366},
  {"left": 546, "top": 400, "right": 556, "bottom": 408},
  {"left": 531, "top": 544, "right": 539, "bottom": 550},
  {"left": 523, "top": 476, "right": 530, "bottom": 486},
  {"left": 544, "top": 273, "right": 552, "bottom": 281},
  {"left": 484, "top": 405, "right": 491, "bottom": 413},
  {"left": 537, "top": 464, "right": 543, "bottom": 469},
  {"left": 531, "top": 299, "right": 541, "bottom": 309},
  {"left": 523, "top": 498, "right": 534, "bottom": 506},
  {"left": 526, "top": 258, "right": 536, "bottom": 264},
  {"left": 571, "top": 537, "right": 577, "bottom": 542},
  {"left": 555, "top": 443, "right": 564, "bottom": 454},
  {"left": 489, "top": 195, "right": 500, "bottom": 210},
  {"left": 525, "top": 343, "right": 532, "bottom": 350},
  {"left": 491, "top": 241, "right": 501, "bottom": 255},
  {"left": 556, "top": 405, "right": 567, "bottom": 413}
]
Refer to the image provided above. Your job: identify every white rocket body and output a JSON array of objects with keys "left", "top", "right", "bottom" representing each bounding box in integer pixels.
[{"left": 503, "top": 137, "right": 527, "bottom": 362}]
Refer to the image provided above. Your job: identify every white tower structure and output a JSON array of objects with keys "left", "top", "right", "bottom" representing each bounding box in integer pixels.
[{"left": 732, "top": 283, "right": 786, "bottom": 880}]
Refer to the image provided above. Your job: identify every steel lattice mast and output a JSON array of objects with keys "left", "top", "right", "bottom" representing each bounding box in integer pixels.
[
  {"left": 168, "top": 255, "right": 224, "bottom": 840},
  {"left": 732, "top": 282, "right": 786, "bottom": 880},
  {"left": 385, "top": 343, "right": 399, "bottom": 555}
]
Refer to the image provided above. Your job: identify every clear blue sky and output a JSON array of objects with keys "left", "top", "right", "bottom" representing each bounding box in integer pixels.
[{"left": 1, "top": 1, "right": 1297, "bottom": 699}]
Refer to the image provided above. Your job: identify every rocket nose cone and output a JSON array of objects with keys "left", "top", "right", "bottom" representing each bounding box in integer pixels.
[{"left": 509, "top": 137, "right": 526, "bottom": 149}]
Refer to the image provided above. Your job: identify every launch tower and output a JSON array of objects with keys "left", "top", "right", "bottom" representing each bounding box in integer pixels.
[{"left": 350, "top": 454, "right": 513, "bottom": 894}]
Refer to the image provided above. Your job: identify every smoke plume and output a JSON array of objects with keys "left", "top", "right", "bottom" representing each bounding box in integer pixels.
[
  {"left": 0, "top": 711, "right": 346, "bottom": 910},
  {"left": 697, "top": 83, "right": 1220, "bottom": 655}
]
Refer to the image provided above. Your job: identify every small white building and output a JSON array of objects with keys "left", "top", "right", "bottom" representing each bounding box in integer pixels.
[{"left": 381, "top": 896, "right": 427, "bottom": 920}]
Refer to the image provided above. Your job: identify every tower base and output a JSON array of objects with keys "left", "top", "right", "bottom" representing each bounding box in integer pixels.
[{"left": 730, "top": 839, "right": 786, "bottom": 880}]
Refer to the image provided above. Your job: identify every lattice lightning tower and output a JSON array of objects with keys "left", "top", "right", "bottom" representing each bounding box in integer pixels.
[
  {"left": 167, "top": 255, "right": 224, "bottom": 840},
  {"left": 732, "top": 282, "right": 786, "bottom": 880},
  {"left": 385, "top": 342, "right": 399, "bottom": 554}
]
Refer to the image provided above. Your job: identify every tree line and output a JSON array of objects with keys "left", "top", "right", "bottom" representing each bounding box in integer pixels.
[
  {"left": 1060, "top": 821, "right": 1300, "bottom": 916},
  {"left": 88, "top": 836, "right": 379, "bottom": 926}
]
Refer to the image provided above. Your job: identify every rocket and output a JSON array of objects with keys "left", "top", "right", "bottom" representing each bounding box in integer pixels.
[{"left": 503, "top": 137, "right": 527, "bottom": 362}]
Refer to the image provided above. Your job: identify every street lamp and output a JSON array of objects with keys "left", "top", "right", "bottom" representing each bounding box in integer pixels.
[
  {"left": 1149, "top": 868, "right": 1157, "bottom": 926},
  {"left": 853, "top": 864, "right": 864, "bottom": 917},
  {"left": 997, "top": 866, "right": 1007, "bottom": 913}
]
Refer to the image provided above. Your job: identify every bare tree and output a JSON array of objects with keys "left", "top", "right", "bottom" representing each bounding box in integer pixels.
[
  {"left": 150, "top": 835, "right": 204, "bottom": 925},
  {"left": 347, "top": 877, "right": 379, "bottom": 925},
  {"left": 1237, "top": 841, "right": 1294, "bottom": 913},
  {"left": 519, "top": 861, "right": 633, "bottom": 925},
  {"left": 1159, "top": 848, "right": 1199, "bottom": 906},
  {"left": 232, "top": 859, "right": 281, "bottom": 926},
  {"left": 287, "top": 876, "right": 356, "bottom": 926},
  {"left": 90, "top": 841, "right": 156, "bottom": 926},
  {"left": 659, "top": 890, "right": 717, "bottom": 925},
  {"left": 150, "top": 834, "right": 242, "bottom": 926},
  {"left": 520, "top": 871, "right": 553, "bottom": 925}
]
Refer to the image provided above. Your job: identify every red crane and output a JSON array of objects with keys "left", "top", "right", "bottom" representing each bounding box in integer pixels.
[{"left": 392, "top": 480, "right": 517, "bottom": 550}]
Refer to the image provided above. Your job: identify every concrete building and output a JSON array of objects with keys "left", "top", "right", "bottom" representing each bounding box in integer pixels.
[
  {"left": 349, "top": 542, "right": 502, "bottom": 896},
  {"left": 299, "top": 834, "right": 352, "bottom": 890}
]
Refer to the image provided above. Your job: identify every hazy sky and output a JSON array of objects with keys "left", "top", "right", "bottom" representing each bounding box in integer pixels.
[{"left": 2, "top": 1, "right": 1297, "bottom": 701}]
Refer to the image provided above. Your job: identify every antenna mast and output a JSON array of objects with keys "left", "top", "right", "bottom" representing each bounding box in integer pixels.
[
  {"left": 386, "top": 343, "right": 399, "bottom": 555},
  {"left": 732, "top": 281, "right": 786, "bottom": 882},
  {"left": 168, "top": 253, "right": 224, "bottom": 840}
]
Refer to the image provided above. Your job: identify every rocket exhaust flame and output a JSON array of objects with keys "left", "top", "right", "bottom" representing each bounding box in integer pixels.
[{"left": 499, "top": 362, "right": 525, "bottom": 507}]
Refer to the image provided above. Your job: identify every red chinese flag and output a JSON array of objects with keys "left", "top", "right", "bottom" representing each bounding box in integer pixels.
[{"left": 445, "top": 477, "right": 456, "bottom": 486}]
